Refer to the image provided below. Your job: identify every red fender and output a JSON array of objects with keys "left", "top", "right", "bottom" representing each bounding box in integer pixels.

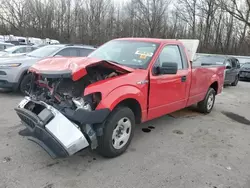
[{"left": 96, "top": 85, "right": 148, "bottom": 121}]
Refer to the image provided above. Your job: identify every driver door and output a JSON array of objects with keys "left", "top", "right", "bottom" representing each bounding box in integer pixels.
[
  {"left": 224, "top": 59, "right": 233, "bottom": 84},
  {"left": 230, "top": 58, "right": 240, "bottom": 82},
  {"left": 148, "top": 45, "right": 191, "bottom": 120}
]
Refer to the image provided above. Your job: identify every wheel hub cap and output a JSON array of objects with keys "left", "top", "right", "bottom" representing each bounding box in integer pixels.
[
  {"left": 207, "top": 94, "right": 214, "bottom": 110},
  {"left": 112, "top": 117, "right": 131, "bottom": 150}
]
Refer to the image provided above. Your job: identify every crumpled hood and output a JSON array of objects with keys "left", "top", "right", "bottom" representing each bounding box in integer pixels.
[{"left": 29, "top": 57, "right": 135, "bottom": 81}]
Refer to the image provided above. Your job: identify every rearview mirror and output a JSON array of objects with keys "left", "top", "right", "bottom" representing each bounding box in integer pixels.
[{"left": 155, "top": 62, "right": 178, "bottom": 75}]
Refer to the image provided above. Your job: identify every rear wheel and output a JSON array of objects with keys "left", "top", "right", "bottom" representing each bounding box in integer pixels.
[
  {"left": 197, "top": 88, "right": 216, "bottom": 114},
  {"left": 19, "top": 74, "right": 32, "bottom": 95},
  {"left": 231, "top": 75, "right": 239, "bottom": 86},
  {"left": 97, "top": 107, "right": 135, "bottom": 158}
]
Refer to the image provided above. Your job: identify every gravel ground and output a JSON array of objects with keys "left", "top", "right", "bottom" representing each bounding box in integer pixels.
[{"left": 0, "top": 81, "right": 250, "bottom": 188}]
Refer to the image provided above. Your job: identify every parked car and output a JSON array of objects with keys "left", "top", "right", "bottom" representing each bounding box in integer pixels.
[
  {"left": 193, "top": 55, "right": 240, "bottom": 86},
  {"left": 0, "top": 42, "right": 14, "bottom": 51},
  {"left": 224, "top": 57, "right": 240, "bottom": 86},
  {"left": 0, "top": 45, "right": 38, "bottom": 57},
  {"left": 15, "top": 38, "right": 225, "bottom": 159},
  {"left": 239, "top": 62, "right": 250, "bottom": 80},
  {"left": 0, "top": 44, "right": 96, "bottom": 94}
]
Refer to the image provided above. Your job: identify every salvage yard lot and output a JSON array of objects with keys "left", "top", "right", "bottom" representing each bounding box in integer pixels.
[{"left": 1, "top": 82, "right": 250, "bottom": 188}]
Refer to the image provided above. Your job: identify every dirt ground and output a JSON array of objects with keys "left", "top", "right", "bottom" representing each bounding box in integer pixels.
[{"left": 0, "top": 81, "right": 250, "bottom": 188}]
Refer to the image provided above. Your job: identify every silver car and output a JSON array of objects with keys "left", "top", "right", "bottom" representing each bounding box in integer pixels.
[
  {"left": 0, "top": 45, "right": 37, "bottom": 57},
  {"left": 0, "top": 44, "right": 96, "bottom": 94}
]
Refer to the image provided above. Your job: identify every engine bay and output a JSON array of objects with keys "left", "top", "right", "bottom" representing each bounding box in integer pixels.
[{"left": 28, "top": 63, "right": 127, "bottom": 113}]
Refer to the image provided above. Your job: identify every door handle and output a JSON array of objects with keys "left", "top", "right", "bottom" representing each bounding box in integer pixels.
[{"left": 181, "top": 76, "right": 187, "bottom": 82}]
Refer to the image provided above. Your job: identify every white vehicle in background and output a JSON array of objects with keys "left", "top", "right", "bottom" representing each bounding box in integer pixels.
[
  {"left": 44, "top": 38, "right": 60, "bottom": 44},
  {"left": 0, "top": 35, "right": 5, "bottom": 42},
  {"left": 0, "top": 42, "right": 14, "bottom": 51},
  {"left": 1, "top": 35, "right": 60, "bottom": 46},
  {"left": 0, "top": 45, "right": 38, "bottom": 57}
]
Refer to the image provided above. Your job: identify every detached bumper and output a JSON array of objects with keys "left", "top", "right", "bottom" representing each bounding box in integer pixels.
[{"left": 15, "top": 97, "right": 90, "bottom": 158}]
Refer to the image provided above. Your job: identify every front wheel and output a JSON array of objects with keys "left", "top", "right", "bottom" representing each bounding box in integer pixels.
[
  {"left": 97, "top": 107, "right": 135, "bottom": 158},
  {"left": 197, "top": 88, "right": 216, "bottom": 114}
]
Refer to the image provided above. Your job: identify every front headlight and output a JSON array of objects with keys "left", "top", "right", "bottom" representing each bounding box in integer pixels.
[{"left": 0, "top": 63, "right": 21, "bottom": 68}]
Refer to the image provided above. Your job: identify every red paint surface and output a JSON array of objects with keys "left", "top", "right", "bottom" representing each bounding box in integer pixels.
[{"left": 30, "top": 38, "right": 225, "bottom": 123}]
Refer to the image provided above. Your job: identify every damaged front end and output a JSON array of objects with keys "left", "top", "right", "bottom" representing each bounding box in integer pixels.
[{"left": 15, "top": 58, "right": 131, "bottom": 158}]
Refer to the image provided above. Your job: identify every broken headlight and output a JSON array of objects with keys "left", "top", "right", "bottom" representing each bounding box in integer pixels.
[
  {"left": 72, "top": 92, "right": 102, "bottom": 111},
  {"left": 72, "top": 97, "right": 92, "bottom": 111}
]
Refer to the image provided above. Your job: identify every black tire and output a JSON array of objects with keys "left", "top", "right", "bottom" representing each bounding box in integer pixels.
[
  {"left": 97, "top": 106, "right": 135, "bottom": 158},
  {"left": 197, "top": 88, "right": 216, "bottom": 114},
  {"left": 19, "top": 74, "right": 32, "bottom": 95},
  {"left": 231, "top": 75, "right": 239, "bottom": 86}
]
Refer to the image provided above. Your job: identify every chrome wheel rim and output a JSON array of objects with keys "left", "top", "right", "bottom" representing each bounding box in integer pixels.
[
  {"left": 112, "top": 117, "right": 131, "bottom": 150},
  {"left": 207, "top": 94, "right": 214, "bottom": 110}
]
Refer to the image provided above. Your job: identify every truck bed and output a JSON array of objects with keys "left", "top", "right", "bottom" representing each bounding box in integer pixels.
[{"left": 187, "top": 65, "right": 225, "bottom": 106}]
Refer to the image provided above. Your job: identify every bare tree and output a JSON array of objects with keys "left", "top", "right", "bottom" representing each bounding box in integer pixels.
[
  {"left": 176, "top": 0, "right": 197, "bottom": 38},
  {"left": 0, "top": 0, "right": 249, "bottom": 55},
  {"left": 129, "top": 0, "right": 171, "bottom": 37},
  {"left": 220, "top": 0, "right": 250, "bottom": 27}
]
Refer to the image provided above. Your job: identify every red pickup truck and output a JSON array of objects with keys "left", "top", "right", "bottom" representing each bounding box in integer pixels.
[{"left": 15, "top": 38, "right": 225, "bottom": 159}]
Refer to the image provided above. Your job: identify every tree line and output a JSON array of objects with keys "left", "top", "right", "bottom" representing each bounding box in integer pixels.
[{"left": 0, "top": 0, "right": 249, "bottom": 55}]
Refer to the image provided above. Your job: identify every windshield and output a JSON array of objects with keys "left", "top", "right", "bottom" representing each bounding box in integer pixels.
[
  {"left": 4, "top": 46, "right": 22, "bottom": 53},
  {"left": 27, "top": 45, "right": 62, "bottom": 58},
  {"left": 242, "top": 63, "right": 250, "bottom": 68},
  {"left": 88, "top": 40, "right": 159, "bottom": 69}
]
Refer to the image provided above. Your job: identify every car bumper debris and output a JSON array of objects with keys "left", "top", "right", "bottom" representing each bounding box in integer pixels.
[{"left": 15, "top": 97, "right": 90, "bottom": 158}]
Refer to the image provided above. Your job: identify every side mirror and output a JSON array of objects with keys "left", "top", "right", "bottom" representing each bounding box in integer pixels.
[
  {"left": 155, "top": 62, "right": 178, "bottom": 75},
  {"left": 226, "top": 65, "right": 232, "bottom": 69}
]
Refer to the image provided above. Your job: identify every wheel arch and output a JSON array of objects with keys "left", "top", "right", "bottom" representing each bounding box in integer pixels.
[
  {"left": 209, "top": 81, "right": 218, "bottom": 94},
  {"left": 10, "top": 69, "right": 30, "bottom": 91},
  {"left": 113, "top": 98, "right": 142, "bottom": 124},
  {"left": 95, "top": 86, "right": 147, "bottom": 124},
  {"left": 17, "top": 69, "right": 29, "bottom": 89}
]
